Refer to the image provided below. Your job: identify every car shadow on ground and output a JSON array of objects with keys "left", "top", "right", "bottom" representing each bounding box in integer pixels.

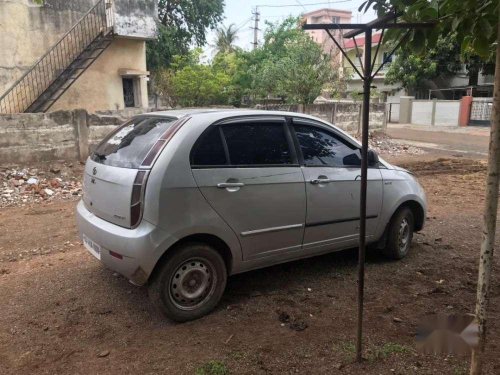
[
  {"left": 87, "top": 244, "right": 413, "bottom": 326},
  {"left": 222, "top": 246, "right": 396, "bottom": 305}
]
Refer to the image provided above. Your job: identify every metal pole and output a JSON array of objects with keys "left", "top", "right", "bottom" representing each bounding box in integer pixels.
[
  {"left": 356, "top": 27, "right": 372, "bottom": 363},
  {"left": 252, "top": 7, "right": 260, "bottom": 50}
]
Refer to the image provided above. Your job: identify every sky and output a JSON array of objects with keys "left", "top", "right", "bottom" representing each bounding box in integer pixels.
[{"left": 204, "top": 0, "right": 378, "bottom": 56}]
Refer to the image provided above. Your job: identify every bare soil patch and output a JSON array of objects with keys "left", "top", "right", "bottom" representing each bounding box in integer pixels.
[{"left": 0, "top": 157, "right": 499, "bottom": 374}]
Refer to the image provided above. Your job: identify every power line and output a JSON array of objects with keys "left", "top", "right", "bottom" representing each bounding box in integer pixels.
[{"left": 235, "top": 17, "right": 252, "bottom": 31}]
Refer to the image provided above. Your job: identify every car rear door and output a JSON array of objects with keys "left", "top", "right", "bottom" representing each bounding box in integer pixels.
[
  {"left": 190, "top": 116, "right": 306, "bottom": 261},
  {"left": 292, "top": 118, "right": 383, "bottom": 251}
]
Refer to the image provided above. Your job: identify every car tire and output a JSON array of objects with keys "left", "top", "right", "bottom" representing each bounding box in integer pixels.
[
  {"left": 382, "top": 207, "right": 414, "bottom": 260},
  {"left": 148, "top": 242, "right": 227, "bottom": 322}
]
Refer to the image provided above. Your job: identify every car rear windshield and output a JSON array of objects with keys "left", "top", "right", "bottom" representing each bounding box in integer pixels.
[{"left": 91, "top": 116, "right": 176, "bottom": 168}]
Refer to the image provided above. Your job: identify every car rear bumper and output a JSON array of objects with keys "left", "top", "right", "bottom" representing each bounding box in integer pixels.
[{"left": 76, "top": 200, "right": 166, "bottom": 286}]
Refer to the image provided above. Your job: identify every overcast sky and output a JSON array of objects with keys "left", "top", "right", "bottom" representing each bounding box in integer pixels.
[{"left": 204, "top": 0, "right": 378, "bottom": 57}]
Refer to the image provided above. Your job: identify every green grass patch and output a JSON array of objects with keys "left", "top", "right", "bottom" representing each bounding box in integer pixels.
[
  {"left": 195, "top": 360, "right": 229, "bottom": 375},
  {"left": 368, "top": 342, "right": 410, "bottom": 361}
]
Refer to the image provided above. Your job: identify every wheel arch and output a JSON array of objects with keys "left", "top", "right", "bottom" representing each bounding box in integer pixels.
[
  {"left": 376, "top": 199, "right": 425, "bottom": 249},
  {"left": 148, "top": 233, "right": 234, "bottom": 283},
  {"left": 396, "top": 200, "right": 425, "bottom": 231}
]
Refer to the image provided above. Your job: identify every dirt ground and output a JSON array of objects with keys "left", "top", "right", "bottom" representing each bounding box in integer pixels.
[{"left": 0, "top": 155, "right": 499, "bottom": 374}]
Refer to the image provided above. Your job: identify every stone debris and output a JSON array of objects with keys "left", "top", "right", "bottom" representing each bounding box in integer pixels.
[
  {"left": 364, "top": 132, "right": 425, "bottom": 156},
  {"left": 0, "top": 163, "right": 82, "bottom": 208}
]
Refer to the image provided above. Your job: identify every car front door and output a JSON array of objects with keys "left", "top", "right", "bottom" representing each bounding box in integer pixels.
[
  {"left": 191, "top": 116, "right": 306, "bottom": 261},
  {"left": 292, "top": 118, "right": 383, "bottom": 252}
]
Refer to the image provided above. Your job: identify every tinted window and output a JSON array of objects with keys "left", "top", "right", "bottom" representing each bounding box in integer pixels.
[
  {"left": 294, "top": 124, "right": 361, "bottom": 167},
  {"left": 191, "top": 127, "right": 227, "bottom": 166},
  {"left": 92, "top": 117, "right": 176, "bottom": 168},
  {"left": 222, "top": 123, "right": 292, "bottom": 165}
]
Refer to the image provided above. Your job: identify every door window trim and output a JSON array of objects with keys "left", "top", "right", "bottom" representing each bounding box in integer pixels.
[
  {"left": 190, "top": 116, "right": 300, "bottom": 169},
  {"left": 289, "top": 117, "right": 379, "bottom": 169}
]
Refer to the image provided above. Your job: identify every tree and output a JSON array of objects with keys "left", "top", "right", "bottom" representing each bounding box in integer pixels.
[
  {"left": 385, "top": 33, "right": 495, "bottom": 94},
  {"left": 360, "top": 1, "right": 499, "bottom": 374},
  {"left": 385, "top": 33, "right": 462, "bottom": 94},
  {"left": 147, "top": 0, "right": 225, "bottom": 71},
  {"left": 248, "top": 17, "right": 338, "bottom": 104},
  {"left": 154, "top": 49, "right": 231, "bottom": 107},
  {"left": 214, "top": 24, "right": 239, "bottom": 54}
]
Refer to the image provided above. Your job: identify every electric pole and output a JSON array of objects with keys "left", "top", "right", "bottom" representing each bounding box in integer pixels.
[{"left": 251, "top": 6, "right": 260, "bottom": 50}]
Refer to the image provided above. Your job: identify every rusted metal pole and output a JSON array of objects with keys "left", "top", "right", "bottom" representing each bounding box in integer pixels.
[{"left": 356, "top": 28, "right": 372, "bottom": 363}]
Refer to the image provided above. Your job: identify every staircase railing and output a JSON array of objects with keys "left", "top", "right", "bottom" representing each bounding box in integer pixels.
[{"left": 0, "top": 0, "right": 114, "bottom": 113}]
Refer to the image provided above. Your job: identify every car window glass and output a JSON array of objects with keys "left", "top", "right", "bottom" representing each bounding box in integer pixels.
[
  {"left": 294, "top": 124, "right": 361, "bottom": 167},
  {"left": 222, "top": 123, "right": 292, "bottom": 165},
  {"left": 92, "top": 117, "right": 176, "bottom": 168},
  {"left": 191, "top": 127, "right": 227, "bottom": 166}
]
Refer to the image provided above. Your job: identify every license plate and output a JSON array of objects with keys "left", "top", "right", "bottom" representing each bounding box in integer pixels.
[{"left": 83, "top": 234, "right": 101, "bottom": 260}]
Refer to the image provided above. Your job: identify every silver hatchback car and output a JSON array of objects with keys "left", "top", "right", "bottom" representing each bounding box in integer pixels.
[{"left": 77, "top": 109, "right": 426, "bottom": 322}]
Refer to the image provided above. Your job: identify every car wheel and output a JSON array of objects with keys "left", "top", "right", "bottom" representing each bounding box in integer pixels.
[
  {"left": 382, "top": 207, "right": 414, "bottom": 260},
  {"left": 148, "top": 242, "right": 227, "bottom": 322}
]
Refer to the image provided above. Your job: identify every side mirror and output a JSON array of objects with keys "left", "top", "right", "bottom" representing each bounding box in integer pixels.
[{"left": 368, "top": 149, "right": 379, "bottom": 167}]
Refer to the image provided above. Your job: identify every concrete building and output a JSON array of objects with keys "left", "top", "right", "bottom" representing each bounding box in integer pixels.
[
  {"left": 342, "top": 33, "right": 403, "bottom": 102},
  {"left": 303, "top": 9, "right": 402, "bottom": 102},
  {"left": 302, "top": 8, "right": 352, "bottom": 66},
  {"left": 0, "top": 0, "right": 157, "bottom": 113}
]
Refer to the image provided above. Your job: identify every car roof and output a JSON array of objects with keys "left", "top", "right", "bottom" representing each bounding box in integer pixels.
[
  {"left": 141, "top": 107, "right": 326, "bottom": 122},
  {"left": 142, "top": 107, "right": 365, "bottom": 149}
]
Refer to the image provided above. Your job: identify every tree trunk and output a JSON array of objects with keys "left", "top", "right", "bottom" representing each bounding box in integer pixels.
[{"left": 470, "top": 16, "right": 500, "bottom": 375}]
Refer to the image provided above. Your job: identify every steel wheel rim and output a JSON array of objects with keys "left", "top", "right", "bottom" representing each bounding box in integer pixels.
[
  {"left": 168, "top": 257, "right": 217, "bottom": 311},
  {"left": 398, "top": 218, "right": 411, "bottom": 253}
]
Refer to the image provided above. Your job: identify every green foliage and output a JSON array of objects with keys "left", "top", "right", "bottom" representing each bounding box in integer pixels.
[
  {"left": 147, "top": 0, "right": 225, "bottom": 71},
  {"left": 214, "top": 24, "right": 239, "bottom": 54},
  {"left": 155, "top": 49, "right": 232, "bottom": 107},
  {"left": 154, "top": 16, "right": 339, "bottom": 106},
  {"left": 245, "top": 17, "right": 338, "bottom": 104},
  {"left": 359, "top": 0, "right": 498, "bottom": 60},
  {"left": 385, "top": 33, "right": 462, "bottom": 90},
  {"left": 195, "top": 360, "right": 229, "bottom": 375}
]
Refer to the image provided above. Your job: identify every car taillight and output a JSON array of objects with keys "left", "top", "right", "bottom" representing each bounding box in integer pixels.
[
  {"left": 131, "top": 116, "right": 190, "bottom": 228},
  {"left": 130, "top": 170, "right": 148, "bottom": 228},
  {"left": 141, "top": 116, "right": 190, "bottom": 167}
]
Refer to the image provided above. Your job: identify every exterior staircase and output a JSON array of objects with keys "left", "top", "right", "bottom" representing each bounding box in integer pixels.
[{"left": 0, "top": 0, "right": 114, "bottom": 114}]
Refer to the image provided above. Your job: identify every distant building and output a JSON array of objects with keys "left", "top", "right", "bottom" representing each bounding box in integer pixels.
[
  {"left": 303, "top": 9, "right": 493, "bottom": 103},
  {"left": 0, "top": 0, "right": 157, "bottom": 113},
  {"left": 342, "top": 32, "right": 403, "bottom": 102},
  {"left": 302, "top": 8, "right": 352, "bottom": 66}
]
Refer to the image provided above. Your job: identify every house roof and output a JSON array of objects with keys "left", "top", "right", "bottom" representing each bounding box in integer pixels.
[{"left": 343, "top": 32, "right": 382, "bottom": 49}]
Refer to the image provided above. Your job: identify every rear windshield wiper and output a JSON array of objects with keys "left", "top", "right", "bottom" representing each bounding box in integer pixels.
[{"left": 93, "top": 152, "right": 107, "bottom": 161}]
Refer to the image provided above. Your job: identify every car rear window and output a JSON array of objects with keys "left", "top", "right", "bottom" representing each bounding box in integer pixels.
[
  {"left": 222, "top": 123, "right": 292, "bottom": 165},
  {"left": 91, "top": 117, "right": 176, "bottom": 168}
]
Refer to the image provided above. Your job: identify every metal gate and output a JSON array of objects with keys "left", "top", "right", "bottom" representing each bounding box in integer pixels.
[
  {"left": 387, "top": 103, "right": 400, "bottom": 123},
  {"left": 470, "top": 98, "right": 493, "bottom": 126}
]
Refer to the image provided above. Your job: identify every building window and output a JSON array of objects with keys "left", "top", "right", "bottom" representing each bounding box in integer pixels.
[
  {"left": 383, "top": 52, "right": 393, "bottom": 64},
  {"left": 332, "top": 16, "right": 340, "bottom": 24}
]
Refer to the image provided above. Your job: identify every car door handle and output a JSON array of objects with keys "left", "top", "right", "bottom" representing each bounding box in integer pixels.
[
  {"left": 310, "top": 177, "right": 331, "bottom": 184},
  {"left": 217, "top": 182, "right": 245, "bottom": 188}
]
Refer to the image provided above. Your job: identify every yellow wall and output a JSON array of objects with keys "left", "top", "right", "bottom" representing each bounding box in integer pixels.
[
  {"left": 0, "top": 1, "right": 91, "bottom": 95},
  {"left": 0, "top": 1, "right": 152, "bottom": 113},
  {"left": 51, "top": 38, "right": 149, "bottom": 113}
]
